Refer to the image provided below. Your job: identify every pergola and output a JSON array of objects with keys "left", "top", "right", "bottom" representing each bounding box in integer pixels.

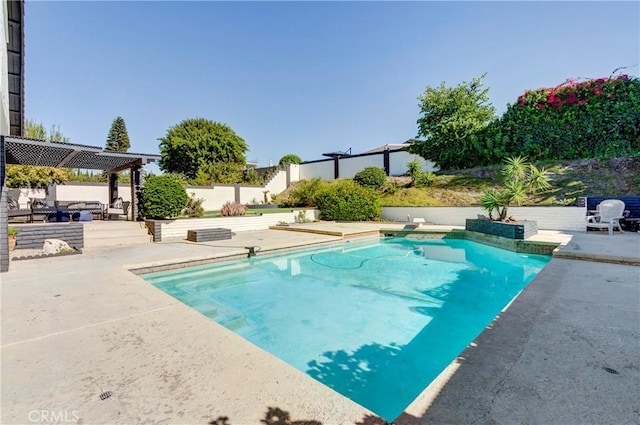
[{"left": 1, "top": 135, "right": 161, "bottom": 272}]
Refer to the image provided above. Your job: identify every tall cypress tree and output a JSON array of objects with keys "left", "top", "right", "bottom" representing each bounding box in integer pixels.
[{"left": 105, "top": 116, "right": 131, "bottom": 152}]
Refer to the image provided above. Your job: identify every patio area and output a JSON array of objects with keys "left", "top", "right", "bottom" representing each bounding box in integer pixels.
[{"left": 1, "top": 224, "right": 638, "bottom": 424}]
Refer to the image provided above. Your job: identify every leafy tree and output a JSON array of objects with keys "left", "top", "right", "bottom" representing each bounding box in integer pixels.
[
  {"left": 278, "top": 154, "right": 302, "bottom": 167},
  {"left": 105, "top": 116, "right": 130, "bottom": 152},
  {"left": 481, "top": 156, "right": 551, "bottom": 221},
  {"left": 5, "top": 165, "right": 70, "bottom": 189},
  {"left": 25, "top": 119, "right": 47, "bottom": 140},
  {"left": 158, "top": 118, "right": 249, "bottom": 180},
  {"left": 6, "top": 119, "right": 71, "bottom": 188},
  {"left": 410, "top": 73, "right": 496, "bottom": 169},
  {"left": 23, "top": 119, "right": 69, "bottom": 142}
]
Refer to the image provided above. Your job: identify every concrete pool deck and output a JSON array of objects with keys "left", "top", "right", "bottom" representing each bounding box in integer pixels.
[{"left": 1, "top": 223, "right": 638, "bottom": 424}]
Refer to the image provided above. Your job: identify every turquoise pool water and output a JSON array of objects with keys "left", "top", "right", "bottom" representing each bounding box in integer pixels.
[{"left": 143, "top": 238, "right": 550, "bottom": 420}]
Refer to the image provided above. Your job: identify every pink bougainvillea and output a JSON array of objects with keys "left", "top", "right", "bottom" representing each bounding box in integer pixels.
[{"left": 516, "top": 75, "right": 629, "bottom": 111}]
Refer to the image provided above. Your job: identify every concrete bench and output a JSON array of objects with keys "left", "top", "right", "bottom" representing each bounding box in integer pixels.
[{"left": 187, "top": 228, "right": 232, "bottom": 242}]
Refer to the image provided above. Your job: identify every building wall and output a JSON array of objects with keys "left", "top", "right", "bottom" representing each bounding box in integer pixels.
[{"left": 0, "top": 0, "right": 9, "bottom": 136}]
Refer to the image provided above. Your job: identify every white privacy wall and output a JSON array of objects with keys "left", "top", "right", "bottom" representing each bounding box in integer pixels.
[
  {"left": 388, "top": 151, "right": 437, "bottom": 175},
  {"left": 186, "top": 186, "right": 230, "bottom": 211},
  {"left": 299, "top": 160, "right": 335, "bottom": 180},
  {"left": 383, "top": 206, "right": 587, "bottom": 231},
  {"left": 239, "top": 186, "right": 269, "bottom": 204},
  {"left": 295, "top": 150, "right": 439, "bottom": 181},
  {"left": 288, "top": 164, "right": 300, "bottom": 184},
  {"left": 339, "top": 155, "right": 385, "bottom": 178}
]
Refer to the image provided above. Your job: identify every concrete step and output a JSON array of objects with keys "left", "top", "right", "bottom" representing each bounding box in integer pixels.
[{"left": 82, "top": 221, "right": 152, "bottom": 248}]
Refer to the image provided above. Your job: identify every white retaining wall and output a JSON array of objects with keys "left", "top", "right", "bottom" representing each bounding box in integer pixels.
[
  {"left": 265, "top": 169, "right": 288, "bottom": 194},
  {"left": 383, "top": 206, "right": 588, "bottom": 232},
  {"left": 154, "top": 210, "right": 319, "bottom": 240}
]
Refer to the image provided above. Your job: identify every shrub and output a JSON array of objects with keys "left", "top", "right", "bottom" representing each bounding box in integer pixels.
[
  {"left": 279, "top": 178, "right": 327, "bottom": 207},
  {"left": 480, "top": 156, "right": 551, "bottom": 221},
  {"left": 139, "top": 174, "right": 189, "bottom": 219},
  {"left": 8, "top": 226, "right": 18, "bottom": 236},
  {"left": 314, "top": 180, "right": 382, "bottom": 221},
  {"left": 220, "top": 201, "right": 246, "bottom": 216},
  {"left": 407, "top": 160, "right": 435, "bottom": 188},
  {"left": 353, "top": 167, "right": 387, "bottom": 189},
  {"left": 183, "top": 192, "right": 205, "bottom": 218}
]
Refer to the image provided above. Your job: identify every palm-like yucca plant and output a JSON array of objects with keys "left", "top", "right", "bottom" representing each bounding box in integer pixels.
[{"left": 481, "top": 156, "right": 551, "bottom": 221}]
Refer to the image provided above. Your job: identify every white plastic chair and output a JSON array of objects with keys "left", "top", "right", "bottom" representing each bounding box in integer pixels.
[{"left": 586, "top": 199, "right": 625, "bottom": 236}]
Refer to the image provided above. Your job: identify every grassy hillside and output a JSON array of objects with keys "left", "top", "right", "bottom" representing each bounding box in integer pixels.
[
  {"left": 383, "top": 157, "right": 639, "bottom": 207},
  {"left": 275, "top": 157, "right": 639, "bottom": 207}
]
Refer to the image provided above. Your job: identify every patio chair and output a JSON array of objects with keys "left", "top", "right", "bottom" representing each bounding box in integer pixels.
[
  {"left": 107, "top": 197, "right": 130, "bottom": 220},
  {"left": 586, "top": 199, "right": 625, "bottom": 236}
]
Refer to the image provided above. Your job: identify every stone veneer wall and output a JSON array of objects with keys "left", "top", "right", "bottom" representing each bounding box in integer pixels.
[
  {"left": 13, "top": 223, "right": 84, "bottom": 249},
  {"left": 380, "top": 229, "right": 558, "bottom": 256},
  {"left": 465, "top": 219, "right": 538, "bottom": 239}
]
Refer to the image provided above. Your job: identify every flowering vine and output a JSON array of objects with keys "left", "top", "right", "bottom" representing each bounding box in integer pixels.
[{"left": 516, "top": 75, "right": 630, "bottom": 111}]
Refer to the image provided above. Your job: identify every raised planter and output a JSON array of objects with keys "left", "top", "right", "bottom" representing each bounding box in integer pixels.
[{"left": 465, "top": 219, "right": 537, "bottom": 240}]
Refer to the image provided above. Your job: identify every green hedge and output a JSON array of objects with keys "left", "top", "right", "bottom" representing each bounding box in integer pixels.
[
  {"left": 139, "top": 175, "right": 189, "bottom": 219},
  {"left": 314, "top": 180, "right": 381, "bottom": 221}
]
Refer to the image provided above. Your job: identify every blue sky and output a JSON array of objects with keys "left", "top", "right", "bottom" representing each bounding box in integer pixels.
[{"left": 25, "top": 1, "right": 639, "bottom": 172}]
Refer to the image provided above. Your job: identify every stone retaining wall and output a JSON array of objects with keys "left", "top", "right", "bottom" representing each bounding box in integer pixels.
[{"left": 13, "top": 223, "right": 84, "bottom": 249}]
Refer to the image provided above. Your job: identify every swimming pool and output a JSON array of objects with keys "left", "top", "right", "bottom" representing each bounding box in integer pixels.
[{"left": 143, "top": 237, "right": 550, "bottom": 420}]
